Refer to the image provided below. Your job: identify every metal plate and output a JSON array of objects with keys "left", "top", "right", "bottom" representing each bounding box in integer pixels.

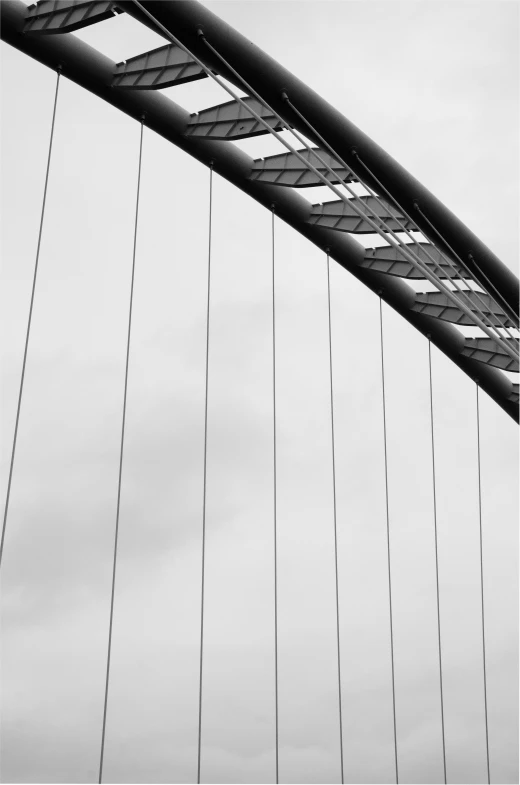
[
  {"left": 25, "top": 0, "right": 119, "bottom": 34},
  {"left": 186, "top": 96, "right": 286, "bottom": 140},
  {"left": 462, "top": 338, "right": 519, "bottom": 372},
  {"left": 308, "top": 195, "right": 417, "bottom": 234},
  {"left": 113, "top": 43, "right": 207, "bottom": 89},
  {"left": 412, "top": 291, "right": 513, "bottom": 327},
  {"left": 250, "top": 148, "right": 352, "bottom": 187},
  {"left": 362, "top": 244, "right": 468, "bottom": 279}
]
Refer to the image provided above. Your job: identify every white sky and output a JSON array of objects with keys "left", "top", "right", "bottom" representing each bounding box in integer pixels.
[{"left": 0, "top": 2, "right": 518, "bottom": 784}]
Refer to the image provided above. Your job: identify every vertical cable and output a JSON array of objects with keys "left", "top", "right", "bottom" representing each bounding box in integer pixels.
[
  {"left": 98, "top": 119, "right": 144, "bottom": 784},
  {"left": 379, "top": 296, "right": 399, "bottom": 784},
  {"left": 0, "top": 68, "right": 61, "bottom": 570},
  {"left": 476, "top": 384, "right": 491, "bottom": 784},
  {"left": 326, "top": 253, "right": 344, "bottom": 784},
  {"left": 271, "top": 207, "right": 279, "bottom": 785},
  {"left": 427, "top": 340, "right": 447, "bottom": 784},
  {"left": 197, "top": 163, "right": 213, "bottom": 785}
]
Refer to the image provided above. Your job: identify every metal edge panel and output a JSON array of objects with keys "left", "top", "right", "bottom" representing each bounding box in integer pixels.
[
  {"left": 24, "top": 0, "right": 118, "bottom": 35},
  {"left": 363, "top": 245, "right": 469, "bottom": 280},
  {"left": 1, "top": 0, "right": 517, "bottom": 422}
]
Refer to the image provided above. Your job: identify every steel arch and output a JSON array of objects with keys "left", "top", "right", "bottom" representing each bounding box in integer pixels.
[{"left": 1, "top": 0, "right": 518, "bottom": 420}]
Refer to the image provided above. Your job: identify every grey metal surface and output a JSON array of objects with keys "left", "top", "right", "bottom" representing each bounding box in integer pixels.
[
  {"left": 413, "top": 291, "right": 513, "bottom": 327},
  {"left": 362, "top": 244, "right": 469, "bottom": 279},
  {"left": 462, "top": 338, "right": 519, "bottom": 372},
  {"left": 24, "top": 0, "right": 119, "bottom": 34},
  {"left": 185, "top": 96, "right": 286, "bottom": 140},
  {"left": 309, "top": 195, "right": 417, "bottom": 234},
  {"left": 1, "top": 0, "right": 517, "bottom": 420},
  {"left": 250, "top": 148, "right": 352, "bottom": 188},
  {"left": 113, "top": 43, "right": 207, "bottom": 89}
]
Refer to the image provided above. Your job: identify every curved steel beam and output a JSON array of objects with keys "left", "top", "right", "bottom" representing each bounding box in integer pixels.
[
  {"left": 124, "top": 0, "right": 519, "bottom": 320},
  {"left": 1, "top": 0, "right": 518, "bottom": 421}
]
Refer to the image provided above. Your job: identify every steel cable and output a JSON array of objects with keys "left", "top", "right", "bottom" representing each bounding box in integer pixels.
[
  {"left": 476, "top": 384, "right": 491, "bottom": 785},
  {"left": 271, "top": 207, "right": 280, "bottom": 785},
  {"left": 379, "top": 297, "right": 399, "bottom": 785},
  {"left": 121, "top": 14, "right": 502, "bottom": 782},
  {"left": 0, "top": 68, "right": 61, "bottom": 570},
  {"left": 99, "top": 118, "right": 144, "bottom": 784},
  {"left": 198, "top": 163, "right": 214, "bottom": 785},
  {"left": 326, "top": 253, "right": 345, "bottom": 784},
  {"left": 427, "top": 340, "right": 447, "bottom": 784}
]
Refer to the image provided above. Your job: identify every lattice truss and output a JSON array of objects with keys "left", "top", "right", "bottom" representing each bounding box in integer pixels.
[{"left": 11, "top": 0, "right": 520, "bottom": 415}]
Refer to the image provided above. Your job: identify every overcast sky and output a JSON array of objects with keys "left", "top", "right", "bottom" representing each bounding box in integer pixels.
[{"left": 0, "top": 2, "right": 518, "bottom": 784}]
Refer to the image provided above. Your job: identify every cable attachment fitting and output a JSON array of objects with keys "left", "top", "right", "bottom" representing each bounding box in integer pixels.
[
  {"left": 350, "top": 147, "right": 359, "bottom": 157},
  {"left": 56, "top": 64, "right": 63, "bottom": 74},
  {"left": 377, "top": 288, "right": 384, "bottom": 296},
  {"left": 140, "top": 113, "right": 146, "bottom": 123},
  {"left": 412, "top": 200, "right": 421, "bottom": 211},
  {"left": 281, "top": 91, "right": 289, "bottom": 102},
  {"left": 209, "top": 159, "right": 215, "bottom": 170},
  {"left": 270, "top": 203, "right": 276, "bottom": 213},
  {"left": 196, "top": 27, "right": 206, "bottom": 39}
]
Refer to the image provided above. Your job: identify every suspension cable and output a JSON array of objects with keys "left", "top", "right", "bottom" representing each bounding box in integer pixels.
[
  {"left": 0, "top": 68, "right": 61, "bottom": 570},
  {"left": 198, "top": 162, "right": 214, "bottom": 785},
  {"left": 326, "top": 252, "right": 344, "bottom": 784},
  {"left": 476, "top": 384, "right": 491, "bottom": 785},
  {"left": 99, "top": 118, "right": 144, "bottom": 784},
  {"left": 379, "top": 297, "right": 399, "bottom": 784},
  {"left": 128, "top": 0, "right": 515, "bottom": 363},
  {"left": 271, "top": 206, "right": 279, "bottom": 785},
  {"left": 280, "top": 97, "right": 518, "bottom": 350},
  {"left": 427, "top": 340, "right": 447, "bottom": 784}
]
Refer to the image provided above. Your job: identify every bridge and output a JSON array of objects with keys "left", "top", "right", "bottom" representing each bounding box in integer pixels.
[{"left": 0, "top": 1, "right": 518, "bottom": 783}]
